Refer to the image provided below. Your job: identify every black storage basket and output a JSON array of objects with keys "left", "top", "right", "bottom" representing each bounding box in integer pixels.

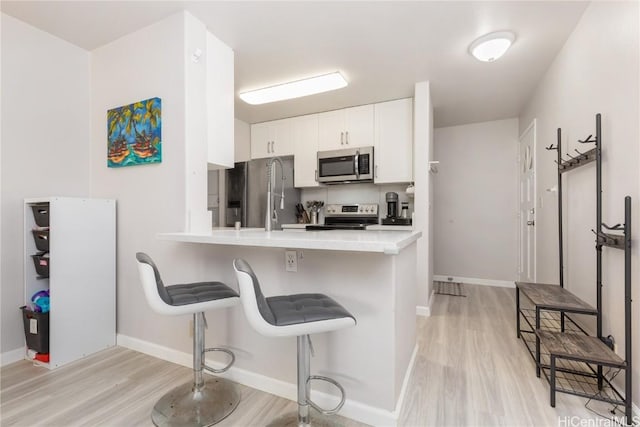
[
  {"left": 32, "top": 254, "right": 50, "bottom": 277},
  {"left": 32, "top": 230, "right": 49, "bottom": 252},
  {"left": 31, "top": 204, "right": 50, "bottom": 227},
  {"left": 21, "top": 306, "right": 49, "bottom": 354}
]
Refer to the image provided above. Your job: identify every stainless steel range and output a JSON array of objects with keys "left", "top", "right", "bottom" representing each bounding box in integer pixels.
[{"left": 305, "top": 203, "right": 379, "bottom": 230}]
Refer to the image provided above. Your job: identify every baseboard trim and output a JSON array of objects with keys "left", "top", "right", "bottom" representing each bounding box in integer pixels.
[
  {"left": 433, "top": 274, "right": 515, "bottom": 288},
  {"left": 1, "top": 347, "right": 25, "bottom": 367},
  {"left": 416, "top": 289, "right": 435, "bottom": 317},
  {"left": 117, "top": 334, "right": 403, "bottom": 426},
  {"left": 392, "top": 344, "right": 419, "bottom": 418}
]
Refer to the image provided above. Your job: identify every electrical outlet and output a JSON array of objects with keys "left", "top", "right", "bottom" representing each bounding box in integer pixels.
[{"left": 285, "top": 250, "right": 297, "bottom": 272}]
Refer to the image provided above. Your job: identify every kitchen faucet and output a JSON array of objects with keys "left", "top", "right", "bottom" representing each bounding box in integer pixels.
[{"left": 265, "top": 157, "right": 285, "bottom": 232}]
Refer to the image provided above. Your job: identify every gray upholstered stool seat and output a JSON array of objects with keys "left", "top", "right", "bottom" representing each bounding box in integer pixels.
[
  {"left": 166, "top": 282, "right": 239, "bottom": 306},
  {"left": 136, "top": 252, "right": 240, "bottom": 427},
  {"left": 233, "top": 258, "right": 356, "bottom": 426},
  {"left": 266, "top": 294, "right": 354, "bottom": 326}
]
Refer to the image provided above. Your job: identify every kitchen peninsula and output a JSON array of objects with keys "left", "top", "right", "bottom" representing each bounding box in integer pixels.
[{"left": 159, "top": 228, "right": 421, "bottom": 426}]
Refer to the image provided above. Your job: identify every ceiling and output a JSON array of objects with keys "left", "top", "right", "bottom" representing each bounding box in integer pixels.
[{"left": 1, "top": 1, "right": 589, "bottom": 127}]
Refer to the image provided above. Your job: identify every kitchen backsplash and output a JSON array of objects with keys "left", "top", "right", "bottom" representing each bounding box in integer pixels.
[{"left": 301, "top": 183, "right": 413, "bottom": 222}]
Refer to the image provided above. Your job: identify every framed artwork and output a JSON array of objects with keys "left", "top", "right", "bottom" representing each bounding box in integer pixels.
[{"left": 107, "top": 97, "right": 162, "bottom": 167}]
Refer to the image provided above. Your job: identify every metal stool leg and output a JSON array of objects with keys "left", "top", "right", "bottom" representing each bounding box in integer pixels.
[
  {"left": 266, "top": 335, "right": 346, "bottom": 427},
  {"left": 298, "top": 335, "right": 311, "bottom": 425},
  {"left": 150, "top": 313, "right": 240, "bottom": 427}
]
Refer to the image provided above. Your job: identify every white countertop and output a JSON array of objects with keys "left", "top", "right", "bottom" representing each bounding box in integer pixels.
[{"left": 158, "top": 228, "right": 421, "bottom": 255}]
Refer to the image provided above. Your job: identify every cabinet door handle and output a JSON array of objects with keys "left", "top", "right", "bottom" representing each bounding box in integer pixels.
[
  {"left": 271, "top": 141, "right": 275, "bottom": 153},
  {"left": 375, "top": 165, "right": 378, "bottom": 178},
  {"left": 340, "top": 132, "right": 344, "bottom": 145},
  {"left": 267, "top": 141, "right": 270, "bottom": 153},
  {"left": 345, "top": 131, "right": 349, "bottom": 145}
]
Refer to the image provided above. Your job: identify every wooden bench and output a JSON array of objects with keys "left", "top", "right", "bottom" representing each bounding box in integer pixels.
[
  {"left": 515, "top": 281, "right": 597, "bottom": 377},
  {"left": 536, "top": 330, "right": 625, "bottom": 407}
]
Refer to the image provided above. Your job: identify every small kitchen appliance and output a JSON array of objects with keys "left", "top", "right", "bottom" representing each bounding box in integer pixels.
[
  {"left": 381, "top": 192, "right": 412, "bottom": 226},
  {"left": 305, "top": 204, "right": 378, "bottom": 230},
  {"left": 317, "top": 147, "right": 374, "bottom": 184},
  {"left": 385, "top": 192, "right": 398, "bottom": 218}
]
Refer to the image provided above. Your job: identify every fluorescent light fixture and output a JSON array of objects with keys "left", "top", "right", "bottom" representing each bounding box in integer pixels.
[
  {"left": 239, "top": 72, "right": 348, "bottom": 105},
  {"left": 469, "top": 31, "right": 515, "bottom": 62}
]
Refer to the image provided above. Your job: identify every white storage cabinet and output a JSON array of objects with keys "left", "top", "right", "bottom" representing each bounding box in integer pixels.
[
  {"left": 374, "top": 98, "right": 414, "bottom": 183},
  {"left": 251, "top": 119, "right": 294, "bottom": 159},
  {"left": 23, "top": 197, "right": 116, "bottom": 369},
  {"left": 318, "top": 104, "right": 374, "bottom": 151},
  {"left": 292, "top": 114, "right": 320, "bottom": 188}
]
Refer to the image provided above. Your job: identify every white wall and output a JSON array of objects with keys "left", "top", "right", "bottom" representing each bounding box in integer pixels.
[
  {"left": 519, "top": 0, "right": 639, "bottom": 400},
  {"left": 433, "top": 119, "right": 519, "bottom": 282},
  {"left": 0, "top": 14, "right": 91, "bottom": 362},
  {"left": 89, "top": 12, "right": 217, "bottom": 352}
]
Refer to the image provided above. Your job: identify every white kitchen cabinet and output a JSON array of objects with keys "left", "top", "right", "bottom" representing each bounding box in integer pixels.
[
  {"left": 292, "top": 114, "right": 320, "bottom": 187},
  {"left": 374, "top": 98, "right": 413, "bottom": 183},
  {"left": 234, "top": 118, "right": 251, "bottom": 163},
  {"left": 23, "top": 197, "right": 116, "bottom": 369},
  {"left": 251, "top": 118, "right": 293, "bottom": 159},
  {"left": 318, "top": 104, "right": 374, "bottom": 151}
]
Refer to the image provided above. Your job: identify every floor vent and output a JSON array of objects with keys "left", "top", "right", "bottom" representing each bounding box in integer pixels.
[{"left": 434, "top": 280, "right": 466, "bottom": 297}]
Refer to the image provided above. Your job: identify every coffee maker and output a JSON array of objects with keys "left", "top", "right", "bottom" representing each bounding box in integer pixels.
[{"left": 381, "top": 192, "right": 412, "bottom": 225}]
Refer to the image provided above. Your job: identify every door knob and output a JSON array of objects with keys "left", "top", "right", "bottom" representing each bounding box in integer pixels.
[{"left": 527, "top": 220, "right": 535, "bottom": 226}]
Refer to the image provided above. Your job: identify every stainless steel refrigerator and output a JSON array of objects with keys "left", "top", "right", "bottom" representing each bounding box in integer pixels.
[{"left": 225, "top": 156, "right": 300, "bottom": 229}]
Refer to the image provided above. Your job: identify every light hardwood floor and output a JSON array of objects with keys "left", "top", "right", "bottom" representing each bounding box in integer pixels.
[{"left": 1, "top": 285, "right": 623, "bottom": 426}]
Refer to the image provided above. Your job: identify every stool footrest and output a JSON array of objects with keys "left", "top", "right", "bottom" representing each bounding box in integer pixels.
[
  {"left": 306, "top": 375, "right": 346, "bottom": 415},
  {"left": 203, "top": 347, "right": 235, "bottom": 374}
]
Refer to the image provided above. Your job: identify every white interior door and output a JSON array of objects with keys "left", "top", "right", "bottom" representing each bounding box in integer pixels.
[{"left": 519, "top": 120, "right": 536, "bottom": 282}]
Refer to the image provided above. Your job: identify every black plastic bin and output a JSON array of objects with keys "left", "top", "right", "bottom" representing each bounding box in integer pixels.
[
  {"left": 21, "top": 306, "right": 49, "bottom": 354},
  {"left": 31, "top": 254, "right": 50, "bottom": 277},
  {"left": 31, "top": 204, "right": 50, "bottom": 227},
  {"left": 32, "top": 229, "right": 49, "bottom": 252}
]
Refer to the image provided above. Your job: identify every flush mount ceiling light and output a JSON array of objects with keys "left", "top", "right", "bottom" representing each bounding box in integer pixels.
[
  {"left": 239, "top": 72, "right": 348, "bottom": 105},
  {"left": 469, "top": 31, "right": 516, "bottom": 62}
]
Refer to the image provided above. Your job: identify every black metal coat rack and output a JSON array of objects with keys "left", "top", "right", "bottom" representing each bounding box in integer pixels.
[{"left": 537, "top": 114, "right": 632, "bottom": 423}]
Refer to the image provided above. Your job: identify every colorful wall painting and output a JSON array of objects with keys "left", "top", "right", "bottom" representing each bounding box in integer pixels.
[{"left": 107, "top": 97, "right": 162, "bottom": 167}]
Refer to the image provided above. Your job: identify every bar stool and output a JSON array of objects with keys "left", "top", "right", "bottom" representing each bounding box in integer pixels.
[
  {"left": 136, "top": 252, "right": 241, "bottom": 427},
  {"left": 233, "top": 258, "right": 356, "bottom": 426}
]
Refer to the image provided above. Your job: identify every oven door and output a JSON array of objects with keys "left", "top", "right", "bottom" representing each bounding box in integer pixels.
[{"left": 317, "top": 147, "right": 373, "bottom": 183}]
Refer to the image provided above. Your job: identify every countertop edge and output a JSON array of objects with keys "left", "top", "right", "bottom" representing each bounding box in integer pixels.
[{"left": 158, "top": 230, "right": 422, "bottom": 254}]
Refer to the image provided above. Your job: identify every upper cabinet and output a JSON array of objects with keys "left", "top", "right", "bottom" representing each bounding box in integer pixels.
[
  {"left": 374, "top": 98, "right": 413, "bottom": 184},
  {"left": 206, "top": 31, "right": 235, "bottom": 168},
  {"left": 251, "top": 118, "right": 294, "bottom": 159},
  {"left": 234, "top": 119, "right": 251, "bottom": 163},
  {"left": 250, "top": 99, "right": 413, "bottom": 187},
  {"left": 292, "top": 114, "right": 320, "bottom": 188},
  {"left": 318, "top": 104, "right": 374, "bottom": 151}
]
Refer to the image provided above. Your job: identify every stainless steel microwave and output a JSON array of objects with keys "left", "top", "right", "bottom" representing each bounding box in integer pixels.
[{"left": 317, "top": 147, "right": 374, "bottom": 184}]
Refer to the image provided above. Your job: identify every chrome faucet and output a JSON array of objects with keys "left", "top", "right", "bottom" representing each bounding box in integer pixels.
[{"left": 265, "top": 157, "right": 286, "bottom": 232}]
